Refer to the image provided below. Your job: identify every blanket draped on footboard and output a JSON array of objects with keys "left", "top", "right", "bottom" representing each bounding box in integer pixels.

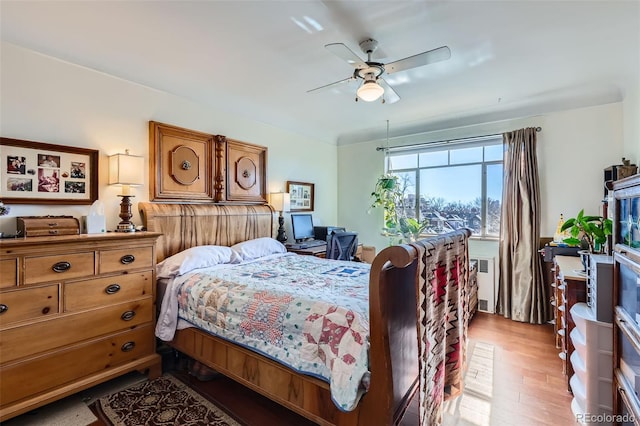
[{"left": 410, "top": 228, "right": 472, "bottom": 426}]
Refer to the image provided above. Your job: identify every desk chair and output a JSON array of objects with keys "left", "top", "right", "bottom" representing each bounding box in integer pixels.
[{"left": 326, "top": 231, "right": 358, "bottom": 261}]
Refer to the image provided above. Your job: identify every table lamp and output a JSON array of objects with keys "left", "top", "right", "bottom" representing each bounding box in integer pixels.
[
  {"left": 109, "top": 149, "right": 144, "bottom": 232},
  {"left": 269, "top": 192, "right": 290, "bottom": 243}
]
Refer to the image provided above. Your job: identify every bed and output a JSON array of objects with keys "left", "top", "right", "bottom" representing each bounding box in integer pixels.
[{"left": 139, "top": 202, "right": 471, "bottom": 426}]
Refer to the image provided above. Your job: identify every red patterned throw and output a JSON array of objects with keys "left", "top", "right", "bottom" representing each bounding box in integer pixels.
[{"left": 410, "top": 228, "right": 472, "bottom": 426}]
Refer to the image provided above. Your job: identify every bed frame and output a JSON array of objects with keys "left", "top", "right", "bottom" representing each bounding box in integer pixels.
[{"left": 140, "top": 202, "right": 420, "bottom": 426}]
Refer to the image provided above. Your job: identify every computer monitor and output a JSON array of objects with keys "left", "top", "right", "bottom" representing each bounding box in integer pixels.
[{"left": 291, "top": 214, "right": 314, "bottom": 242}]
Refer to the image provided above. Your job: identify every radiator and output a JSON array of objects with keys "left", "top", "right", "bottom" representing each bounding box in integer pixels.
[{"left": 469, "top": 256, "right": 496, "bottom": 313}]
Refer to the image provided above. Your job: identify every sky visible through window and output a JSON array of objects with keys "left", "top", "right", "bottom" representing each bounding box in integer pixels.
[{"left": 387, "top": 140, "right": 503, "bottom": 237}]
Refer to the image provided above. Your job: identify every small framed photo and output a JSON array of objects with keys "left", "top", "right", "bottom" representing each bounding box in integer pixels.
[
  {"left": 286, "top": 181, "right": 315, "bottom": 212},
  {"left": 0, "top": 137, "right": 98, "bottom": 204}
]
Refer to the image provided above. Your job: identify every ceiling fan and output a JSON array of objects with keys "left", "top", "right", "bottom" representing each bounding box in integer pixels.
[{"left": 308, "top": 38, "right": 451, "bottom": 104}]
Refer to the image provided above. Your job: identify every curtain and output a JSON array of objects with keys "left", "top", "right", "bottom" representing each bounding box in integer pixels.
[
  {"left": 410, "top": 228, "right": 471, "bottom": 426},
  {"left": 496, "top": 127, "right": 548, "bottom": 324}
]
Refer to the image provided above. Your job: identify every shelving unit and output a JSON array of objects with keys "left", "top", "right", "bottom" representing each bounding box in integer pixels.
[
  {"left": 569, "top": 252, "right": 614, "bottom": 423},
  {"left": 612, "top": 173, "right": 640, "bottom": 425},
  {"left": 554, "top": 255, "right": 587, "bottom": 385}
]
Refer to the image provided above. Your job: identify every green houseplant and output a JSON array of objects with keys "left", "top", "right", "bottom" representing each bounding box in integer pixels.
[
  {"left": 369, "top": 174, "right": 427, "bottom": 242},
  {"left": 370, "top": 174, "right": 402, "bottom": 231},
  {"left": 560, "top": 209, "right": 612, "bottom": 253}
]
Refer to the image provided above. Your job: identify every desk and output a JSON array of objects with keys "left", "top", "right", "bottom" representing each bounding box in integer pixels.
[
  {"left": 286, "top": 244, "right": 327, "bottom": 258},
  {"left": 286, "top": 244, "right": 364, "bottom": 260}
]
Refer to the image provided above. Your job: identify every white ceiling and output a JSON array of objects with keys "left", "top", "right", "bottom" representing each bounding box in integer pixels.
[{"left": 1, "top": 1, "right": 639, "bottom": 145}]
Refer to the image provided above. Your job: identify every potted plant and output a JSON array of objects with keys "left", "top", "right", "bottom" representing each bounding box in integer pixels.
[
  {"left": 560, "top": 209, "right": 612, "bottom": 254},
  {"left": 370, "top": 174, "right": 427, "bottom": 242},
  {"left": 370, "top": 174, "right": 402, "bottom": 232}
]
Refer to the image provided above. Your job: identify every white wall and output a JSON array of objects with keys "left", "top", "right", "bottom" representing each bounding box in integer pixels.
[
  {"left": 622, "top": 85, "right": 640, "bottom": 164},
  {"left": 337, "top": 102, "right": 626, "bottom": 257},
  {"left": 0, "top": 43, "right": 338, "bottom": 237}
]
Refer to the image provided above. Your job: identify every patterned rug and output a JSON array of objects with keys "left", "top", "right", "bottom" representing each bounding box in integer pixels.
[{"left": 92, "top": 374, "right": 243, "bottom": 426}]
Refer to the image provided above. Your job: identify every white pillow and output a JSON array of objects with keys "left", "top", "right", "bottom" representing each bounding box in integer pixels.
[
  {"left": 156, "top": 245, "right": 242, "bottom": 278},
  {"left": 231, "top": 237, "right": 286, "bottom": 261}
]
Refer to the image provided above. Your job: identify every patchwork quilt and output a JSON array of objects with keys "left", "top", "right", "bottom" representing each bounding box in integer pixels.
[{"left": 173, "top": 254, "right": 371, "bottom": 411}]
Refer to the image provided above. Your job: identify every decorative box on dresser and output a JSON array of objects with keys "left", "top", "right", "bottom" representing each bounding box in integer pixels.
[
  {"left": 612, "top": 173, "right": 640, "bottom": 424},
  {"left": 569, "top": 254, "right": 614, "bottom": 423},
  {"left": 0, "top": 232, "right": 162, "bottom": 421},
  {"left": 553, "top": 255, "right": 587, "bottom": 387}
]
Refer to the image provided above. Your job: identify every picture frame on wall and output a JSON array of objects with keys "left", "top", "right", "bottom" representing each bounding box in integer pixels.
[
  {"left": 286, "top": 181, "right": 314, "bottom": 212},
  {"left": 0, "top": 137, "right": 99, "bottom": 204}
]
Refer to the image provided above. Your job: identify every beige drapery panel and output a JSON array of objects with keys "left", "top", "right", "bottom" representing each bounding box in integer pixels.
[{"left": 496, "top": 127, "right": 548, "bottom": 324}]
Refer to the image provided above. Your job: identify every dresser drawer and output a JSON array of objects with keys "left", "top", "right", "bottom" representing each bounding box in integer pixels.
[
  {"left": 0, "top": 259, "right": 17, "bottom": 288},
  {"left": 65, "top": 271, "right": 153, "bottom": 312},
  {"left": 99, "top": 247, "right": 153, "bottom": 274},
  {"left": 0, "top": 324, "right": 154, "bottom": 406},
  {"left": 0, "top": 285, "right": 59, "bottom": 327},
  {"left": 0, "top": 298, "right": 152, "bottom": 363},
  {"left": 24, "top": 252, "right": 95, "bottom": 285}
]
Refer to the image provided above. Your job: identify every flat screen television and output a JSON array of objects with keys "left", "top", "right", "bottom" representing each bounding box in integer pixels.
[{"left": 291, "top": 214, "right": 314, "bottom": 242}]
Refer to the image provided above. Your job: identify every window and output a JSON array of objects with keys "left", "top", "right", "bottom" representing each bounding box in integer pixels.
[{"left": 386, "top": 135, "right": 503, "bottom": 238}]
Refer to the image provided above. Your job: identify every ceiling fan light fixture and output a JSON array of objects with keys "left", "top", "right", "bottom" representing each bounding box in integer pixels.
[{"left": 357, "top": 80, "right": 384, "bottom": 102}]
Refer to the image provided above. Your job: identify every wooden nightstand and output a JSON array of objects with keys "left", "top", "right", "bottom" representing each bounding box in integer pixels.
[{"left": 0, "top": 232, "right": 162, "bottom": 421}]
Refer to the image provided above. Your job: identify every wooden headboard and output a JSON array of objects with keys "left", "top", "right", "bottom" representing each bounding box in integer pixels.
[{"left": 139, "top": 202, "right": 275, "bottom": 262}]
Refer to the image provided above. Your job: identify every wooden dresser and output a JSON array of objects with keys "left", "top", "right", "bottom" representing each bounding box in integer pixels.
[{"left": 0, "top": 232, "right": 162, "bottom": 421}]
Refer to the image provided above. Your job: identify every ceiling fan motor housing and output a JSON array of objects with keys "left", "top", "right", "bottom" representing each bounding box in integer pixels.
[{"left": 359, "top": 38, "right": 379, "bottom": 55}]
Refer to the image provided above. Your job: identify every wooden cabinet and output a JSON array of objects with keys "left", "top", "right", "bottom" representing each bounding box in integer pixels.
[
  {"left": 554, "top": 255, "right": 587, "bottom": 388},
  {"left": 149, "top": 121, "right": 267, "bottom": 204},
  {"left": 612, "top": 174, "right": 640, "bottom": 424},
  {"left": 221, "top": 137, "right": 267, "bottom": 204},
  {"left": 149, "top": 121, "right": 215, "bottom": 202},
  {"left": 0, "top": 232, "right": 162, "bottom": 421}
]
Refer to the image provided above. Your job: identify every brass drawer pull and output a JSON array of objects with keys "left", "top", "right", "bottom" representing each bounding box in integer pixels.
[
  {"left": 48, "top": 230, "right": 59, "bottom": 235},
  {"left": 48, "top": 222, "right": 58, "bottom": 227},
  {"left": 105, "top": 284, "right": 121, "bottom": 295},
  {"left": 120, "top": 255, "right": 135, "bottom": 264},
  {"left": 52, "top": 261, "right": 71, "bottom": 273},
  {"left": 0, "top": 304, "right": 8, "bottom": 314},
  {"left": 121, "top": 310, "right": 136, "bottom": 321},
  {"left": 121, "top": 341, "right": 136, "bottom": 352}
]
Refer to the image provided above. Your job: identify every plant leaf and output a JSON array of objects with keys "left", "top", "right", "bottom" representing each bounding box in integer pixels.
[
  {"left": 563, "top": 237, "right": 581, "bottom": 246},
  {"left": 560, "top": 219, "right": 575, "bottom": 231}
]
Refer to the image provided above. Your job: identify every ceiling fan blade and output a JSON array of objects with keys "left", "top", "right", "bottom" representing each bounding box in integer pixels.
[
  {"left": 307, "top": 76, "right": 356, "bottom": 93},
  {"left": 325, "top": 43, "right": 367, "bottom": 69},
  {"left": 385, "top": 46, "right": 451, "bottom": 75},
  {"left": 379, "top": 78, "right": 400, "bottom": 104}
]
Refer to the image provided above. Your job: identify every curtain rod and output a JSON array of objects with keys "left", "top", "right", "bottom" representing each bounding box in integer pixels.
[{"left": 376, "top": 126, "right": 542, "bottom": 152}]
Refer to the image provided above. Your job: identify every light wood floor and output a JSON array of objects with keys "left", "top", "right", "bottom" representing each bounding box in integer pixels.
[{"left": 400, "top": 312, "right": 576, "bottom": 425}]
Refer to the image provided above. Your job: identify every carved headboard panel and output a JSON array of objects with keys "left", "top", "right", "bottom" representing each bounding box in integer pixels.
[{"left": 139, "top": 202, "right": 275, "bottom": 262}]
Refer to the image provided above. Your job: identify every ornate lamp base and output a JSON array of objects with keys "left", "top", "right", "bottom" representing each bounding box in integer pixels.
[
  {"left": 276, "top": 214, "right": 287, "bottom": 243},
  {"left": 116, "top": 194, "right": 136, "bottom": 232}
]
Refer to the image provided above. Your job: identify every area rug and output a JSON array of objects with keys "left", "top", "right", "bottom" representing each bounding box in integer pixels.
[
  {"left": 92, "top": 374, "right": 243, "bottom": 426},
  {"left": 443, "top": 340, "right": 495, "bottom": 426}
]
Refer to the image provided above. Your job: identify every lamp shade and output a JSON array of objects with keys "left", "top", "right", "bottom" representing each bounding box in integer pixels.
[
  {"left": 357, "top": 80, "right": 384, "bottom": 102},
  {"left": 109, "top": 151, "right": 144, "bottom": 186},
  {"left": 269, "top": 192, "right": 290, "bottom": 212}
]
